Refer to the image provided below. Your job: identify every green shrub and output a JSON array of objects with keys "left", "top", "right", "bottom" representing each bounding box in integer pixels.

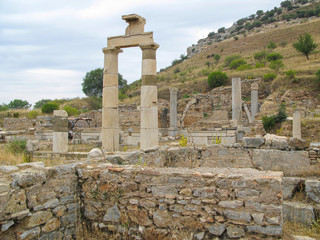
[
  {"left": 183, "top": 94, "right": 190, "bottom": 99},
  {"left": 0, "top": 104, "right": 9, "bottom": 112},
  {"left": 63, "top": 106, "right": 78, "bottom": 116},
  {"left": 42, "top": 103, "right": 59, "bottom": 114},
  {"left": 13, "top": 112, "right": 20, "bottom": 118},
  {"left": 237, "top": 64, "right": 253, "bottom": 71},
  {"left": 214, "top": 54, "right": 221, "bottom": 62},
  {"left": 6, "top": 139, "right": 27, "bottom": 154},
  {"left": 285, "top": 70, "right": 296, "bottom": 79},
  {"left": 224, "top": 55, "right": 241, "bottom": 67},
  {"left": 254, "top": 51, "right": 267, "bottom": 61},
  {"left": 262, "top": 103, "right": 287, "bottom": 132},
  {"left": 229, "top": 59, "right": 247, "bottom": 69},
  {"left": 266, "top": 53, "right": 283, "bottom": 62},
  {"left": 86, "top": 96, "right": 102, "bottom": 110},
  {"left": 119, "top": 92, "right": 128, "bottom": 100},
  {"left": 267, "top": 41, "right": 277, "bottom": 49},
  {"left": 263, "top": 73, "right": 277, "bottom": 82},
  {"left": 207, "top": 71, "right": 228, "bottom": 89},
  {"left": 315, "top": 70, "right": 320, "bottom": 84},
  {"left": 269, "top": 59, "right": 284, "bottom": 70},
  {"left": 28, "top": 110, "right": 39, "bottom": 119},
  {"left": 255, "top": 61, "right": 266, "bottom": 68}
]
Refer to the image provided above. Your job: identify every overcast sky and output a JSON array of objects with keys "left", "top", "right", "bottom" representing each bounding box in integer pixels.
[{"left": 0, "top": 0, "right": 284, "bottom": 106}]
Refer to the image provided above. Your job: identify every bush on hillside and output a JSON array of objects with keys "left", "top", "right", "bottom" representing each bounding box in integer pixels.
[
  {"left": 237, "top": 64, "right": 253, "bottom": 71},
  {"left": 266, "top": 53, "right": 283, "bottom": 62},
  {"left": 262, "top": 103, "right": 287, "bottom": 132},
  {"left": 285, "top": 70, "right": 296, "bottom": 79},
  {"left": 263, "top": 73, "right": 277, "bottom": 82},
  {"left": 269, "top": 60, "right": 284, "bottom": 71},
  {"left": 208, "top": 71, "right": 228, "bottom": 89},
  {"left": 63, "top": 106, "right": 78, "bottom": 116},
  {"left": 224, "top": 55, "right": 241, "bottom": 67},
  {"left": 229, "top": 59, "right": 247, "bottom": 69},
  {"left": 267, "top": 41, "right": 277, "bottom": 50},
  {"left": 254, "top": 51, "right": 267, "bottom": 61},
  {"left": 42, "top": 103, "right": 59, "bottom": 114}
]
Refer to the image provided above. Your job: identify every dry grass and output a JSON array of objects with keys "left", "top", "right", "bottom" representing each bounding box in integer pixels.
[
  {"left": 0, "top": 144, "right": 24, "bottom": 165},
  {"left": 283, "top": 221, "right": 320, "bottom": 240}
]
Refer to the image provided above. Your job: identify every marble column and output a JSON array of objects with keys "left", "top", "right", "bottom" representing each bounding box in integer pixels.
[
  {"left": 293, "top": 110, "right": 301, "bottom": 139},
  {"left": 251, "top": 82, "right": 259, "bottom": 121},
  {"left": 232, "top": 78, "right": 242, "bottom": 125},
  {"left": 139, "top": 42, "right": 159, "bottom": 149},
  {"left": 102, "top": 47, "right": 123, "bottom": 152},
  {"left": 168, "top": 87, "right": 178, "bottom": 136},
  {"left": 53, "top": 110, "right": 68, "bottom": 153}
]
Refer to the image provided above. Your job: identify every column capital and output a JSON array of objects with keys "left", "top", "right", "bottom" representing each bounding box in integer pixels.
[
  {"left": 102, "top": 47, "right": 123, "bottom": 54},
  {"left": 170, "top": 87, "right": 178, "bottom": 95},
  {"left": 139, "top": 42, "right": 159, "bottom": 51},
  {"left": 251, "top": 82, "right": 259, "bottom": 90}
]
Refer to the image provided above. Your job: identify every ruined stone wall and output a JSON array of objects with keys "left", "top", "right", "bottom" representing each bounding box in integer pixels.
[
  {"left": 79, "top": 165, "right": 283, "bottom": 239},
  {"left": 3, "top": 118, "right": 35, "bottom": 131},
  {"left": 0, "top": 163, "right": 79, "bottom": 240},
  {"left": 1, "top": 161, "right": 284, "bottom": 239}
]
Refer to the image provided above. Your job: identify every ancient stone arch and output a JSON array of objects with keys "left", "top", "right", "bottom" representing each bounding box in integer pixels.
[{"left": 102, "top": 14, "right": 159, "bottom": 151}]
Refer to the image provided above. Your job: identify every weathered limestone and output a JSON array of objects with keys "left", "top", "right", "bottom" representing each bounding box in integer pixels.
[
  {"left": 52, "top": 110, "right": 68, "bottom": 153},
  {"left": 251, "top": 82, "right": 259, "bottom": 120},
  {"left": 232, "top": 78, "right": 242, "bottom": 125},
  {"left": 102, "top": 47, "right": 122, "bottom": 152},
  {"left": 122, "top": 14, "right": 146, "bottom": 35},
  {"left": 168, "top": 87, "right": 178, "bottom": 136},
  {"left": 293, "top": 110, "right": 302, "bottom": 139},
  {"left": 140, "top": 42, "right": 159, "bottom": 149}
]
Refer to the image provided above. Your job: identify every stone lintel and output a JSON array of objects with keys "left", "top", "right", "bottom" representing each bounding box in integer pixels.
[
  {"left": 107, "top": 32, "right": 153, "bottom": 48},
  {"left": 102, "top": 47, "right": 123, "bottom": 54}
]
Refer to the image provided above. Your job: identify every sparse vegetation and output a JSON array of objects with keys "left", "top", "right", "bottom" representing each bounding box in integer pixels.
[
  {"left": 254, "top": 50, "right": 267, "bottom": 61},
  {"left": 224, "top": 55, "right": 241, "bottom": 67},
  {"left": 264, "top": 73, "right": 277, "bottom": 82},
  {"left": 267, "top": 41, "right": 277, "bottom": 50},
  {"left": 262, "top": 103, "right": 287, "bottom": 132},
  {"left": 266, "top": 53, "right": 283, "bottom": 62}
]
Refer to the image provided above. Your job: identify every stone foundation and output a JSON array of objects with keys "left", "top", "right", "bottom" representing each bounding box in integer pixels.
[{"left": 0, "top": 162, "right": 283, "bottom": 239}]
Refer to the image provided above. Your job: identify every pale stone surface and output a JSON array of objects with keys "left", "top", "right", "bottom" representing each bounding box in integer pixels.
[
  {"left": 26, "top": 140, "right": 39, "bottom": 152},
  {"left": 305, "top": 180, "right": 320, "bottom": 203},
  {"left": 101, "top": 128, "right": 119, "bottom": 152},
  {"left": 53, "top": 132, "right": 68, "bottom": 153},
  {"left": 169, "top": 87, "right": 178, "bottom": 136},
  {"left": 140, "top": 128, "right": 158, "bottom": 150},
  {"left": 140, "top": 86, "right": 157, "bottom": 108},
  {"left": 102, "top": 108, "right": 118, "bottom": 129},
  {"left": 53, "top": 110, "right": 68, "bottom": 117},
  {"left": 232, "top": 78, "right": 242, "bottom": 125},
  {"left": 293, "top": 110, "right": 301, "bottom": 139},
  {"left": 251, "top": 82, "right": 259, "bottom": 120},
  {"left": 103, "top": 73, "right": 118, "bottom": 87},
  {"left": 252, "top": 149, "right": 310, "bottom": 175},
  {"left": 243, "top": 137, "right": 264, "bottom": 148},
  {"left": 141, "top": 59, "right": 157, "bottom": 75},
  {"left": 283, "top": 177, "right": 303, "bottom": 200},
  {"left": 102, "top": 47, "right": 122, "bottom": 74},
  {"left": 103, "top": 204, "right": 121, "bottom": 222},
  {"left": 122, "top": 14, "right": 146, "bottom": 35},
  {"left": 140, "top": 107, "right": 158, "bottom": 129},
  {"left": 107, "top": 32, "right": 154, "bottom": 48},
  {"left": 209, "top": 223, "right": 226, "bottom": 236},
  {"left": 103, "top": 86, "right": 118, "bottom": 108}
]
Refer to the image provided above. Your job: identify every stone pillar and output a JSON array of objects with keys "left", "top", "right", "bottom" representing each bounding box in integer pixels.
[
  {"left": 168, "top": 87, "right": 178, "bottom": 136},
  {"left": 232, "top": 78, "right": 242, "bottom": 125},
  {"left": 293, "top": 110, "right": 301, "bottom": 139},
  {"left": 139, "top": 42, "right": 159, "bottom": 149},
  {"left": 251, "top": 82, "right": 259, "bottom": 121},
  {"left": 53, "top": 110, "right": 68, "bottom": 153},
  {"left": 102, "top": 47, "right": 123, "bottom": 152}
]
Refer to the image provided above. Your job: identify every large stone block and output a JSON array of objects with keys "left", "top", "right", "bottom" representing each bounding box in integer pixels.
[
  {"left": 102, "top": 108, "right": 119, "bottom": 128},
  {"left": 140, "top": 85, "right": 157, "bottom": 108},
  {"left": 283, "top": 201, "right": 315, "bottom": 226},
  {"left": 305, "top": 180, "right": 320, "bottom": 203},
  {"left": 103, "top": 73, "right": 118, "bottom": 88},
  {"left": 103, "top": 87, "right": 118, "bottom": 108},
  {"left": 101, "top": 128, "right": 119, "bottom": 152},
  {"left": 283, "top": 177, "right": 303, "bottom": 200},
  {"left": 53, "top": 132, "right": 68, "bottom": 153},
  {"left": 140, "top": 128, "right": 158, "bottom": 149},
  {"left": 107, "top": 32, "right": 153, "bottom": 48},
  {"left": 243, "top": 137, "right": 264, "bottom": 148},
  {"left": 141, "top": 107, "right": 158, "bottom": 129},
  {"left": 252, "top": 149, "right": 310, "bottom": 176},
  {"left": 142, "top": 59, "right": 157, "bottom": 75}
]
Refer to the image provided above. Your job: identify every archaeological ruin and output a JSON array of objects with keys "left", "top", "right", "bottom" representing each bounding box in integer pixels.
[{"left": 1, "top": 13, "right": 320, "bottom": 240}]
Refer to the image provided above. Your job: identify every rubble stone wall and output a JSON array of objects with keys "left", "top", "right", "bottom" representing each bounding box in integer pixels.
[
  {"left": 3, "top": 118, "right": 35, "bottom": 131},
  {"left": 1, "top": 162, "right": 283, "bottom": 239}
]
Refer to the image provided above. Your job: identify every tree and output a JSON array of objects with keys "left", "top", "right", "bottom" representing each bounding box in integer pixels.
[
  {"left": 256, "top": 10, "right": 264, "bottom": 18},
  {"left": 34, "top": 99, "right": 52, "bottom": 109},
  {"left": 0, "top": 104, "right": 9, "bottom": 112},
  {"left": 7, "top": 99, "right": 31, "bottom": 109},
  {"left": 208, "top": 71, "right": 228, "bottom": 89},
  {"left": 82, "top": 68, "right": 127, "bottom": 97},
  {"left": 293, "top": 33, "right": 318, "bottom": 60},
  {"left": 41, "top": 102, "right": 59, "bottom": 114}
]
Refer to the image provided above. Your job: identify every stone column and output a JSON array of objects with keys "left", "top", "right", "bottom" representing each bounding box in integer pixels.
[
  {"left": 53, "top": 110, "right": 68, "bottom": 153},
  {"left": 293, "top": 110, "right": 301, "bottom": 139},
  {"left": 168, "top": 87, "right": 178, "bottom": 136},
  {"left": 232, "top": 78, "right": 242, "bottom": 125},
  {"left": 102, "top": 47, "right": 123, "bottom": 152},
  {"left": 251, "top": 82, "right": 259, "bottom": 121},
  {"left": 139, "top": 42, "right": 159, "bottom": 149}
]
